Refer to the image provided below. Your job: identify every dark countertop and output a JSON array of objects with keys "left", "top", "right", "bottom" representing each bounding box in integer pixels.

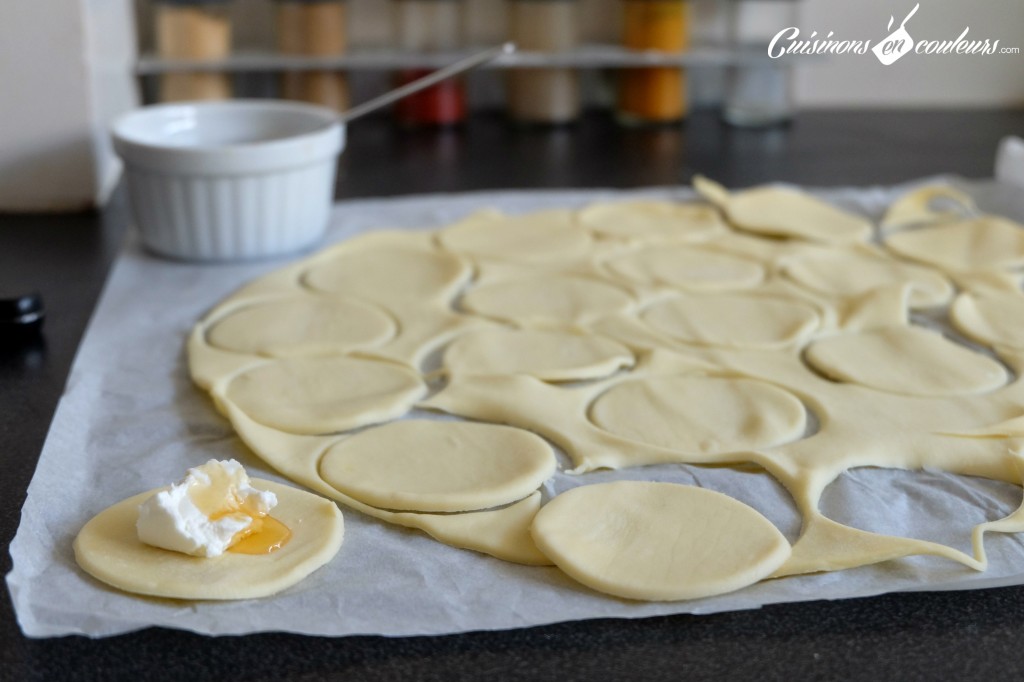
[{"left": 3, "top": 109, "right": 1024, "bottom": 682}]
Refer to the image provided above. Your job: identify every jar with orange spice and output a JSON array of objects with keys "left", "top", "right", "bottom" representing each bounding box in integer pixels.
[
  {"left": 275, "top": 0, "right": 350, "bottom": 112},
  {"left": 617, "top": 0, "right": 689, "bottom": 126}
]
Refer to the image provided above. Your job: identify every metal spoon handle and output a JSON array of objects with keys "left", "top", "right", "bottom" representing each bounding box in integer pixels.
[{"left": 339, "top": 43, "right": 516, "bottom": 124}]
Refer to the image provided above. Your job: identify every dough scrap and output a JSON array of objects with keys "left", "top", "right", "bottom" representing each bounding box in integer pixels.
[
  {"left": 884, "top": 217, "right": 1024, "bottom": 273},
  {"left": 224, "top": 356, "right": 426, "bottom": 435},
  {"left": 207, "top": 295, "right": 395, "bottom": 357},
  {"left": 74, "top": 480, "right": 344, "bottom": 600},
  {"left": 461, "top": 275, "right": 633, "bottom": 325},
  {"left": 951, "top": 291, "right": 1024, "bottom": 351},
  {"left": 318, "top": 420, "right": 556, "bottom": 512},
  {"left": 578, "top": 200, "right": 726, "bottom": 243},
  {"left": 805, "top": 326, "right": 1008, "bottom": 397},
  {"left": 590, "top": 375, "right": 806, "bottom": 456},
  {"left": 530, "top": 481, "right": 791, "bottom": 601},
  {"left": 443, "top": 328, "right": 634, "bottom": 381},
  {"left": 695, "top": 176, "right": 872, "bottom": 244},
  {"left": 640, "top": 293, "right": 820, "bottom": 349},
  {"left": 605, "top": 244, "right": 764, "bottom": 292},
  {"left": 881, "top": 185, "right": 977, "bottom": 229}
]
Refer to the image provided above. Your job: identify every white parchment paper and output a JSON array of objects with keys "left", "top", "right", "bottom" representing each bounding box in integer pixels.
[{"left": 9, "top": 179, "right": 1024, "bottom": 639}]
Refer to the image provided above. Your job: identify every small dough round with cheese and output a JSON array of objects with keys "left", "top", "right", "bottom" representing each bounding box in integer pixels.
[
  {"left": 461, "top": 276, "right": 633, "bottom": 325},
  {"left": 530, "top": 481, "right": 791, "bottom": 601},
  {"left": 640, "top": 293, "right": 819, "bottom": 349},
  {"left": 225, "top": 356, "right": 426, "bottom": 435},
  {"left": 590, "top": 375, "right": 806, "bottom": 456},
  {"left": 207, "top": 295, "right": 395, "bottom": 357},
  {"left": 443, "top": 328, "right": 634, "bottom": 381},
  {"left": 605, "top": 245, "right": 764, "bottom": 292},
  {"left": 318, "top": 420, "right": 556, "bottom": 512},
  {"left": 74, "top": 480, "right": 344, "bottom": 601},
  {"left": 805, "top": 326, "right": 1007, "bottom": 397}
]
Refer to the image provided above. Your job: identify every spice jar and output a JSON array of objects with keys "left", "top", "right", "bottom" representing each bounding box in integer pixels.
[
  {"left": 392, "top": 0, "right": 467, "bottom": 127},
  {"left": 506, "top": 0, "right": 580, "bottom": 125},
  {"left": 617, "top": 0, "right": 689, "bottom": 126},
  {"left": 276, "top": 0, "right": 350, "bottom": 112},
  {"left": 155, "top": 0, "right": 233, "bottom": 102},
  {"left": 722, "top": 0, "right": 795, "bottom": 127}
]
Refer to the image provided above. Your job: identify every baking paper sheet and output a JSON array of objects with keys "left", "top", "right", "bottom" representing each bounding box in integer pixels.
[{"left": 9, "top": 179, "right": 1024, "bottom": 639}]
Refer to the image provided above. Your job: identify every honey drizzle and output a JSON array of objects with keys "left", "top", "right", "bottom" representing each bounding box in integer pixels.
[{"left": 228, "top": 515, "right": 292, "bottom": 555}]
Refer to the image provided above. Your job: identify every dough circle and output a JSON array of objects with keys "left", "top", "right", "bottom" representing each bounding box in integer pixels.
[
  {"left": 951, "top": 291, "right": 1024, "bottom": 350},
  {"left": 225, "top": 356, "right": 426, "bottom": 435},
  {"left": 884, "top": 217, "right": 1024, "bottom": 272},
  {"left": 207, "top": 295, "right": 395, "bottom": 357},
  {"left": 782, "top": 250, "right": 952, "bottom": 308},
  {"left": 73, "top": 480, "right": 344, "bottom": 600},
  {"left": 304, "top": 245, "right": 470, "bottom": 301},
  {"left": 443, "top": 328, "right": 634, "bottom": 381},
  {"left": 318, "top": 420, "right": 557, "bottom": 512},
  {"left": 530, "top": 481, "right": 791, "bottom": 601},
  {"left": 461, "top": 276, "right": 633, "bottom": 325},
  {"left": 439, "top": 209, "right": 592, "bottom": 264},
  {"left": 590, "top": 375, "right": 807, "bottom": 455},
  {"left": 640, "top": 293, "right": 819, "bottom": 349},
  {"left": 578, "top": 201, "right": 725, "bottom": 242},
  {"left": 805, "top": 326, "right": 1008, "bottom": 397},
  {"left": 606, "top": 245, "right": 764, "bottom": 292}
]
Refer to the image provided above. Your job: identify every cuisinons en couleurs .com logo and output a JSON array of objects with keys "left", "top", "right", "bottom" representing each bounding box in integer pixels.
[{"left": 768, "top": 3, "right": 1019, "bottom": 65}]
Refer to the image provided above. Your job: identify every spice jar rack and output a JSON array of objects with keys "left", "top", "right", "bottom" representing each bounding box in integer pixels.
[{"left": 135, "top": 0, "right": 801, "bottom": 125}]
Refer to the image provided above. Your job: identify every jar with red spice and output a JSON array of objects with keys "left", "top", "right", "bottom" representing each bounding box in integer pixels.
[{"left": 392, "top": 0, "right": 467, "bottom": 127}]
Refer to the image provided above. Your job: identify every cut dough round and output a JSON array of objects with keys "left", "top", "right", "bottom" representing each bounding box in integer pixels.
[
  {"left": 461, "top": 276, "right": 633, "bottom": 325},
  {"left": 578, "top": 201, "right": 725, "bottom": 243},
  {"left": 884, "top": 217, "right": 1024, "bottom": 272},
  {"left": 606, "top": 245, "right": 764, "bottom": 292},
  {"left": 640, "top": 293, "right": 819, "bottom": 349},
  {"left": 318, "top": 420, "right": 556, "bottom": 512},
  {"left": 531, "top": 481, "right": 791, "bottom": 601},
  {"left": 590, "top": 375, "right": 806, "bottom": 455},
  {"left": 805, "top": 326, "right": 1007, "bottom": 397},
  {"left": 951, "top": 291, "right": 1024, "bottom": 350},
  {"left": 225, "top": 356, "right": 426, "bottom": 435},
  {"left": 443, "top": 328, "right": 634, "bottom": 381},
  {"left": 74, "top": 480, "right": 344, "bottom": 600},
  {"left": 304, "top": 245, "right": 470, "bottom": 301},
  {"left": 207, "top": 296, "right": 395, "bottom": 357},
  {"left": 695, "top": 177, "right": 872, "bottom": 244},
  {"left": 438, "top": 209, "right": 593, "bottom": 265},
  {"left": 782, "top": 250, "right": 953, "bottom": 308}
]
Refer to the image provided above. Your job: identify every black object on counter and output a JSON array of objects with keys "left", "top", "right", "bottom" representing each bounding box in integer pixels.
[{"left": 0, "top": 292, "right": 44, "bottom": 347}]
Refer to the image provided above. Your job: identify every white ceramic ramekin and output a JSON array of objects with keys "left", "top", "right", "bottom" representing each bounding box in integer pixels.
[{"left": 112, "top": 100, "right": 345, "bottom": 261}]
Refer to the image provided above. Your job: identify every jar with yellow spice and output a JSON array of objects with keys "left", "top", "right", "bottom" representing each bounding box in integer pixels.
[
  {"left": 275, "top": 0, "right": 350, "bottom": 112},
  {"left": 155, "top": 0, "right": 233, "bottom": 102},
  {"left": 617, "top": 0, "right": 689, "bottom": 126}
]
